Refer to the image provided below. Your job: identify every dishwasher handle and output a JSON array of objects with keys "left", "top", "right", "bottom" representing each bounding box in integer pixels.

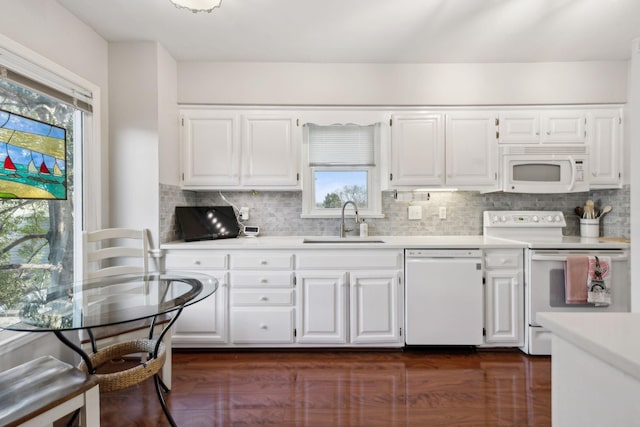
[{"left": 406, "top": 249, "right": 482, "bottom": 258}]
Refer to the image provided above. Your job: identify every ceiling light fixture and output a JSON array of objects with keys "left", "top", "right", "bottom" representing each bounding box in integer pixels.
[{"left": 170, "top": 0, "right": 222, "bottom": 13}]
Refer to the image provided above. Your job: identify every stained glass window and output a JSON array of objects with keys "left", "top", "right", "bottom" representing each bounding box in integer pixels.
[{"left": 0, "top": 109, "right": 66, "bottom": 199}]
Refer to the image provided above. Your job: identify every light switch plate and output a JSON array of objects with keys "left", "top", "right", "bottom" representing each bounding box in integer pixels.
[
  {"left": 439, "top": 207, "right": 447, "bottom": 219},
  {"left": 408, "top": 205, "right": 422, "bottom": 220},
  {"left": 239, "top": 207, "right": 249, "bottom": 221}
]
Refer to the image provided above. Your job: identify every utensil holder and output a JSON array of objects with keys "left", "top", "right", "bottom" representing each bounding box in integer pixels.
[{"left": 580, "top": 218, "right": 599, "bottom": 238}]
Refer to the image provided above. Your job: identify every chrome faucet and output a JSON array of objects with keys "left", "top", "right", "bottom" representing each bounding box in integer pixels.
[{"left": 340, "top": 200, "right": 360, "bottom": 238}]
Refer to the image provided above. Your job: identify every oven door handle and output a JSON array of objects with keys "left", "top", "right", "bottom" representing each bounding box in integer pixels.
[{"left": 531, "top": 252, "right": 629, "bottom": 262}]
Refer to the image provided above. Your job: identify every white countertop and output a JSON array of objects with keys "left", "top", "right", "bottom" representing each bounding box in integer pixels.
[
  {"left": 538, "top": 312, "right": 640, "bottom": 381},
  {"left": 160, "top": 235, "right": 525, "bottom": 250}
]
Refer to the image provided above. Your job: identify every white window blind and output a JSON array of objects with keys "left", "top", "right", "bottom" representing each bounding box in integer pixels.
[
  {"left": 307, "top": 124, "right": 376, "bottom": 166},
  {"left": 0, "top": 48, "right": 93, "bottom": 113}
]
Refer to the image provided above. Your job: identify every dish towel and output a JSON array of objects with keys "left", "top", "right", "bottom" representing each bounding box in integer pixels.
[
  {"left": 565, "top": 256, "right": 589, "bottom": 304},
  {"left": 587, "top": 256, "right": 611, "bottom": 307}
]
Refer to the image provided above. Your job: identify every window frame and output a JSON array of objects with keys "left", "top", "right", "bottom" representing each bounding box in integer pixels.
[
  {"left": 0, "top": 37, "right": 100, "bottom": 351},
  {"left": 301, "top": 124, "right": 383, "bottom": 218}
]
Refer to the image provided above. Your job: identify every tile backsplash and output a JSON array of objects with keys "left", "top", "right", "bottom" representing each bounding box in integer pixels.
[{"left": 159, "top": 184, "right": 630, "bottom": 243}]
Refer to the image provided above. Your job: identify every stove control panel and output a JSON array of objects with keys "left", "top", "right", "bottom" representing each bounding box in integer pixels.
[{"left": 484, "top": 211, "right": 566, "bottom": 228}]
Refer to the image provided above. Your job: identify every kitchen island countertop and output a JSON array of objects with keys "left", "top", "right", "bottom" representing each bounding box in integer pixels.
[{"left": 538, "top": 312, "right": 640, "bottom": 381}]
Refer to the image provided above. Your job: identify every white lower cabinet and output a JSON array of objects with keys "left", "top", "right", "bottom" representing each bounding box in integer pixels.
[
  {"left": 350, "top": 271, "right": 402, "bottom": 344},
  {"left": 296, "top": 272, "right": 348, "bottom": 344},
  {"left": 229, "top": 252, "right": 296, "bottom": 344},
  {"left": 164, "top": 246, "right": 525, "bottom": 349},
  {"left": 164, "top": 250, "right": 229, "bottom": 347},
  {"left": 483, "top": 249, "right": 524, "bottom": 346},
  {"left": 296, "top": 250, "right": 404, "bottom": 347}
]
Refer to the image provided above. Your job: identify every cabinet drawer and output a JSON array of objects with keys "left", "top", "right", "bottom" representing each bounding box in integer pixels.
[
  {"left": 230, "top": 308, "right": 295, "bottom": 343},
  {"left": 230, "top": 271, "right": 293, "bottom": 288},
  {"left": 230, "top": 253, "right": 294, "bottom": 270},
  {"left": 296, "top": 250, "right": 402, "bottom": 270},
  {"left": 485, "top": 251, "right": 522, "bottom": 269},
  {"left": 231, "top": 289, "right": 294, "bottom": 306},
  {"left": 165, "top": 251, "right": 227, "bottom": 269}
]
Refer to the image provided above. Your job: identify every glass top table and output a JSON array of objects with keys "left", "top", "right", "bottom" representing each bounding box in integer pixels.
[
  {"left": 0, "top": 271, "right": 217, "bottom": 427},
  {"left": 2, "top": 271, "right": 217, "bottom": 332}
]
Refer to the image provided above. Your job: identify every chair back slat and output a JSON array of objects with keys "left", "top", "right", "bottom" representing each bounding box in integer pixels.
[{"left": 83, "top": 228, "right": 150, "bottom": 280}]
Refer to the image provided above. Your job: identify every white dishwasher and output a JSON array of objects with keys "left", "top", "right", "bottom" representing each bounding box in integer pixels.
[{"left": 405, "top": 249, "right": 484, "bottom": 345}]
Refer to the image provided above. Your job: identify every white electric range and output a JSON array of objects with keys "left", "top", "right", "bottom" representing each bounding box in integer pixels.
[{"left": 483, "top": 210, "right": 630, "bottom": 355}]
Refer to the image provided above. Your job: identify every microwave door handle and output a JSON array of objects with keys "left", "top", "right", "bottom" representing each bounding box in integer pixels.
[{"left": 567, "top": 156, "right": 576, "bottom": 192}]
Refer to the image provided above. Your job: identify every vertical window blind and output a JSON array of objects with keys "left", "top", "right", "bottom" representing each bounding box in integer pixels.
[{"left": 307, "top": 124, "right": 377, "bottom": 166}]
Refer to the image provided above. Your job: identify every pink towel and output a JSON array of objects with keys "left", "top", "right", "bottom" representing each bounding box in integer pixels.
[{"left": 565, "top": 256, "right": 589, "bottom": 304}]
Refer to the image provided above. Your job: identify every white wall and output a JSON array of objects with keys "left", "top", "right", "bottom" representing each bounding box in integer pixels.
[
  {"left": 178, "top": 61, "right": 628, "bottom": 105},
  {"left": 158, "top": 46, "right": 179, "bottom": 189},
  {"left": 109, "top": 42, "right": 174, "bottom": 245},
  {"left": 629, "top": 38, "right": 640, "bottom": 311}
]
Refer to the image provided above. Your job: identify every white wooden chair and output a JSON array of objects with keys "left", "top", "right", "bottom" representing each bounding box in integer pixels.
[{"left": 82, "top": 228, "right": 173, "bottom": 389}]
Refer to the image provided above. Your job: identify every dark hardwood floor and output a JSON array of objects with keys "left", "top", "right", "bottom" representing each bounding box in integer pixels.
[{"left": 97, "top": 349, "right": 551, "bottom": 427}]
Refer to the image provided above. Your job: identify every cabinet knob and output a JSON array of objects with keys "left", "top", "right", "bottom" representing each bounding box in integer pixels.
[
  {"left": 194, "top": 260, "right": 201, "bottom": 265},
  {"left": 260, "top": 260, "right": 268, "bottom": 265},
  {"left": 259, "top": 323, "right": 268, "bottom": 329},
  {"left": 260, "top": 296, "right": 268, "bottom": 301},
  {"left": 260, "top": 278, "right": 268, "bottom": 283}
]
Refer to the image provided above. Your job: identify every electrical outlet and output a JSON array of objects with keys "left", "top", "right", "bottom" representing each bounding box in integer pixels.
[
  {"left": 239, "top": 207, "right": 249, "bottom": 221},
  {"left": 408, "top": 205, "right": 422, "bottom": 220},
  {"left": 439, "top": 207, "right": 447, "bottom": 219}
]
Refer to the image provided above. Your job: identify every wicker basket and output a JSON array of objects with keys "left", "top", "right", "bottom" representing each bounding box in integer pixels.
[{"left": 78, "top": 339, "right": 166, "bottom": 392}]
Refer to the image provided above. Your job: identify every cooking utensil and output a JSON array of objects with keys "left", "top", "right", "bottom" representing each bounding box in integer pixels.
[
  {"left": 585, "top": 200, "right": 595, "bottom": 219},
  {"left": 597, "top": 205, "right": 612, "bottom": 219},
  {"left": 575, "top": 206, "right": 584, "bottom": 217}
]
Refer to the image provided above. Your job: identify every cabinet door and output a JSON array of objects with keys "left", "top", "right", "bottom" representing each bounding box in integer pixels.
[
  {"left": 540, "top": 110, "right": 586, "bottom": 144},
  {"left": 389, "top": 114, "right": 445, "bottom": 187},
  {"left": 588, "top": 109, "right": 622, "bottom": 188},
  {"left": 350, "top": 271, "right": 402, "bottom": 344},
  {"left": 172, "top": 271, "right": 228, "bottom": 347},
  {"left": 498, "top": 111, "right": 540, "bottom": 144},
  {"left": 296, "top": 272, "right": 347, "bottom": 344},
  {"left": 485, "top": 269, "right": 523, "bottom": 345},
  {"left": 241, "top": 115, "right": 300, "bottom": 188},
  {"left": 180, "top": 110, "right": 241, "bottom": 187},
  {"left": 445, "top": 111, "right": 499, "bottom": 188}
]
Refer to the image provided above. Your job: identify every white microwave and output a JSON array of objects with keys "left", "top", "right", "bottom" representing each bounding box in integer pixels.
[{"left": 501, "top": 146, "right": 589, "bottom": 193}]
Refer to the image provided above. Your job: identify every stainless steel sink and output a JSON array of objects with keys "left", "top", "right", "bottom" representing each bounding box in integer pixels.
[{"left": 303, "top": 237, "right": 385, "bottom": 244}]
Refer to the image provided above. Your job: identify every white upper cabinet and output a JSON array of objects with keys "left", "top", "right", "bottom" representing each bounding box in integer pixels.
[
  {"left": 180, "top": 109, "right": 300, "bottom": 190},
  {"left": 445, "top": 111, "right": 499, "bottom": 189},
  {"left": 499, "top": 109, "right": 586, "bottom": 144},
  {"left": 241, "top": 115, "right": 300, "bottom": 188},
  {"left": 389, "top": 114, "right": 445, "bottom": 187},
  {"left": 587, "top": 109, "right": 622, "bottom": 188},
  {"left": 181, "top": 109, "right": 241, "bottom": 187},
  {"left": 497, "top": 111, "right": 540, "bottom": 143},
  {"left": 390, "top": 111, "right": 498, "bottom": 190},
  {"left": 540, "top": 110, "right": 586, "bottom": 144}
]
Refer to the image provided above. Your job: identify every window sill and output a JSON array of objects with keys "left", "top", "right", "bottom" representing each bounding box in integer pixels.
[
  {"left": 300, "top": 213, "right": 385, "bottom": 219},
  {"left": 0, "top": 330, "right": 42, "bottom": 358}
]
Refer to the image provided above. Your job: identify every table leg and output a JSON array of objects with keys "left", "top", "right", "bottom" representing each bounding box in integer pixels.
[
  {"left": 54, "top": 330, "right": 94, "bottom": 373},
  {"left": 148, "top": 307, "right": 184, "bottom": 427}
]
